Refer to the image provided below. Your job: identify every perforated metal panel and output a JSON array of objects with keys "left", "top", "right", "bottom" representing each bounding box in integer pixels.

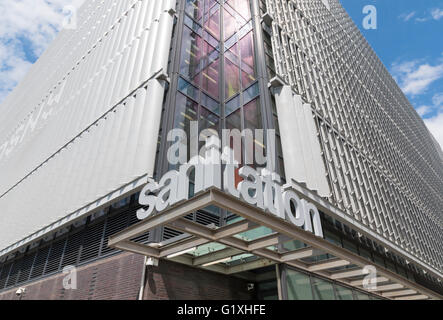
[
  {"left": 263, "top": 0, "right": 443, "bottom": 274},
  {"left": 0, "top": 0, "right": 176, "bottom": 255}
]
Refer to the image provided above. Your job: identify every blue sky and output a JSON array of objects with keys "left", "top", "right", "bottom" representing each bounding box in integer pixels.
[
  {"left": 340, "top": 0, "right": 443, "bottom": 148},
  {"left": 0, "top": 0, "right": 442, "bottom": 147}
]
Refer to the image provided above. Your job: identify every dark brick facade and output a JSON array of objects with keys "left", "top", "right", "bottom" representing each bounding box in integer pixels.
[
  {"left": 0, "top": 252, "right": 253, "bottom": 300},
  {"left": 143, "top": 260, "right": 253, "bottom": 300}
]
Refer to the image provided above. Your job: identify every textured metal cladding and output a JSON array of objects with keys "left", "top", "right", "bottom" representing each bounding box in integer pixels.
[
  {"left": 0, "top": 0, "right": 176, "bottom": 252},
  {"left": 275, "top": 86, "right": 331, "bottom": 196},
  {"left": 266, "top": 0, "right": 443, "bottom": 271}
]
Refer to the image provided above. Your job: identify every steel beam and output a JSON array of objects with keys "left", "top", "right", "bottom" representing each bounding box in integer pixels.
[{"left": 308, "top": 259, "right": 350, "bottom": 272}]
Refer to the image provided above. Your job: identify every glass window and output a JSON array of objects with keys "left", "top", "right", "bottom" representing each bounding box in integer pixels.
[
  {"left": 397, "top": 266, "right": 408, "bottom": 278},
  {"left": 226, "top": 0, "right": 251, "bottom": 21},
  {"left": 226, "top": 108, "right": 242, "bottom": 130},
  {"left": 286, "top": 270, "right": 314, "bottom": 300},
  {"left": 185, "top": 0, "right": 203, "bottom": 23},
  {"left": 343, "top": 239, "right": 359, "bottom": 254},
  {"left": 204, "top": 4, "right": 220, "bottom": 40},
  {"left": 225, "top": 94, "right": 240, "bottom": 116},
  {"left": 184, "top": 13, "right": 203, "bottom": 33},
  {"left": 374, "top": 254, "right": 385, "bottom": 268},
  {"left": 199, "top": 106, "right": 220, "bottom": 135},
  {"left": 174, "top": 92, "right": 198, "bottom": 134},
  {"left": 180, "top": 27, "right": 203, "bottom": 85},
  {"left": 226, "top": 43, "right": 240, "bottom": 65},
  {"left": 243, "top": 82, "right": 259, "bottom": 104},
  {"left": 178, "top": 77, "right": 199, "bottom": 101},
  {"left": 225, "top": 57, "right": 241, "bottom": 99},
  {"left": 324, "top": 230, "right": 342, "bottom": 247},
  {"left": 335, "top": 285, "right": 354, "bottom": 300},
  {"left": 386, "top": 261, "right": 397, "bottom": 273},
  {"left": 223, "top": 8, "right": 237, "bottom": 41},
  {"left": 282, "top": 240, "right": 306, "bottom": 251},
  {"left": 201, "top": 58, "right": 220, "bottom": 99},
  {"left": 237, "top": 226, "right": 273, "bottom": 241},
  {"left": 311, "top": 277, "right": 335, "bottom": 300},
  {"left": 243, "top": 98, "right": 261, "bottom": 130},
  {"left": 239, "top": 32, "right": 256, "bottom": 86},
  {"left": 239, "top": 31, "right": 254, "bottom": 68},
  {"left": 359, "top": 247, "right": 372, "bottom": 261},
  {"left": 201, "top": 92, "right": 220, "bottom": 115},
  {"left": 354, "top": 291, "right": 371, "bottom": 300}
]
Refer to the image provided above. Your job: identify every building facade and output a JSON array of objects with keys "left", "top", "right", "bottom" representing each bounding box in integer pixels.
[{"left": 0, "top": 0, "right": 442, "bottom": 300}]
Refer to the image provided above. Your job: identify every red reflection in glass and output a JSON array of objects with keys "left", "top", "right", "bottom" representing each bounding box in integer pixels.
[
  {"left": 227, "top": 0, "right": 251, "bottom": 21},
  {"left": 226, "top": 43, "right": 240, "bottom": 66},
  {"left": 225, "top": 58, "right": 241, "bottom": 99},
  {"left": 202, "top": 59, "right": 220, "bottom": 99},
  {"left": 239, "top": 32, "right": 256, "bottom": 87},
  {"left": 204, "top": 7, "right": 220, "bottom": 40},
  {"left": 243, "top": 98, "right": 262, "bottom": 130},
  {"left": 242, "top": 70, "right": 255, "bottom": 88},
  {"left": 180, "top": 27, "right": 203, "bottom": 85},
  {"left": 239, "top": 32, "right": 255, "bottom": 69},
  {"left": 223, "top": 9, "right": 237, "bottom": 41},
  {"left": 185, "top": 0, "right": 203, "bottom": 23}
]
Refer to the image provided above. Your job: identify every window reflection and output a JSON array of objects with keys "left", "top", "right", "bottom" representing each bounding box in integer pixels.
[
  {"left": 226, "top": 0, "right": 251, "bottom": 21},
  {"left": 239, "top": 32, "right": 256, "bottom": 87},
  {"left": 335, "top": 285, "right": 354, "bottom": 300},
  {"left": 225, "top": 94, "right": 240, "bottom": 116},
  {"left": 177, "top": 0, "right": 264, "bottom": 168},
  {"left": 243, "top": 82, "right": 259, "bottom": 105},
  {"left": 223, "top": 9, "right": 237, "bottom": 41},
  {"left": 243, "top": 98, "right": 261, "bottom": 130},
  {"left": 174, "top": 92, "right": 198, "bottom": 133},
  {"left": 199, "top": 107, "right": 219, "bottom": 134},
  {"left": 185, "top": 0, "right": 203, "bottom": 23},
  {"left": 239, "top": 32, "right": 254, "bottom": 69},
  {"left": 180, "top": 27, "right": 203, "bottom": 85},
  {"left": 311, "top": 277, "right": 335, "bottom": 300},
  {"left": 286, "top": 270, "right": 314, "bottom": 300},
  {"left": 178, "top": 77, "right": 199, "bottom": 101},
  {"left": 199, "top": 107, "right": 220, "bottom": 157},
  {"left": 355, "top": 292, "right": 371, "bottom": 300},
  {"left": 201, "top": 58, "right": 220, "bottom": 99},
  {"left": 201, "top": 92, "right": 220, "bottom": 115},
  {"left": 204, "top": 5, "right": 220, "bottom": 40},
  {"left": 225, "top": 58, "right": 241, "bottom": 99},
  {"left": 226, "top": 108, "right": 242, "bottom": 131}
]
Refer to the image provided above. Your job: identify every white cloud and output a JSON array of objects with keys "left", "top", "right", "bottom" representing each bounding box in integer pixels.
[
  {"left": 415, "top": 17, "right": 429, "bottom": 22},
  {"left": 424, "top": 113, "right": 443, "bottom": 150},
  {"left": 399, "top": 11, "right": 416, "bottom": 22},
  {"left": 431, "top": 8, "right": 443, "bottom": 20},
  {"left": 0, "top": 0, "right": 85, "bottom": 104},
  {"left": 432, "top": 92, "right": 443, "bottom": 107},
  {"left": 412, "top": 92, "right": 443, "bottom": 118},
  {"left": 391, "top": 60, "right": 443, "bottom": 95},
  {"left": 415, "top": 8, "right": 443, "bottom": 22},
  {"left": 416, "top": 105, "right": 432, "bottom": 117}
]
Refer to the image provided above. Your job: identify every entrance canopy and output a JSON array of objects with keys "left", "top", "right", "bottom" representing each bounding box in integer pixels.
[{"left": 108, "top": 188, "right": 441, "bottom": 300}]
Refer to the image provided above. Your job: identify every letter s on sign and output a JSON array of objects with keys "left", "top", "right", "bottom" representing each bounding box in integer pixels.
[{"left": 137, "top": 180, "right": 159, "bottom": 220}]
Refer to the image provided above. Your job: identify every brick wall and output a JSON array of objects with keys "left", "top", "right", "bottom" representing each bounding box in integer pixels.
[
  {"left": 143, "top": 260, "right": 253, "bottom": 300},
  {"left": 0, "top": 253, "right": 253, "bottom": 300}
]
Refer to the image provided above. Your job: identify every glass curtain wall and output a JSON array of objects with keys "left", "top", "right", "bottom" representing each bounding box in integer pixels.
[
  {"left": 284, "top": 267, "right": 382, "bottom": 300},
  {"left": 174, "top": 0, "right": 262, "bottom": 166}
]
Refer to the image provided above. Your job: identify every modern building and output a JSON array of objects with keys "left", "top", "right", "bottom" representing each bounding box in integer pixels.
[{"left": 0, "top": 0, "right": 442, "bottom": 300}]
